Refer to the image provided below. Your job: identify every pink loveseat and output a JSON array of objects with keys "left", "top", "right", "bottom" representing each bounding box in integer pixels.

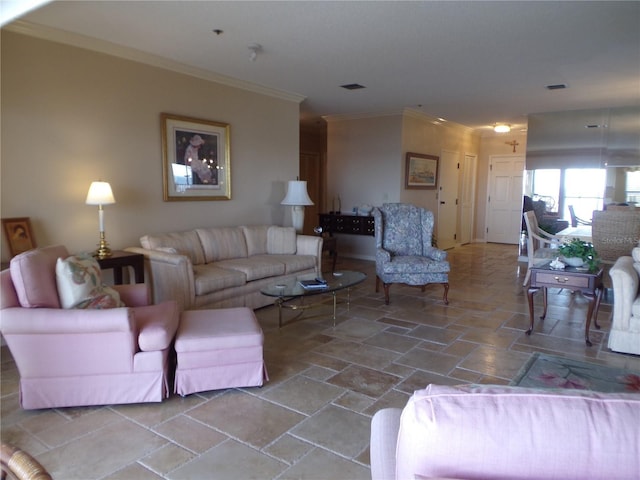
[
  {"left": 0, "top": 245, "right": 179, "bottom": 410},
  {"left": 370, "top": 384, "right": 640, "bottom": 480}
]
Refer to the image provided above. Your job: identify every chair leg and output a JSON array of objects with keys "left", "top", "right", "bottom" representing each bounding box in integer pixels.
[
  {"left": 375, "top": 276, "right": 380, "bottom": 293},
  {"left": 442, "top": 283, "right": 449, "bottom": 305},
  {"left": 523, "top": 269, "right": 531, "bottom": 286},
  {"left": 383, "top": 283, "right": 391, "bottom": 305}
]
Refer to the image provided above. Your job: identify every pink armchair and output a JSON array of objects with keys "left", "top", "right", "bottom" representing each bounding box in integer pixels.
[{"left": 0, "top": 245, "right": 179, "bottom": 410}]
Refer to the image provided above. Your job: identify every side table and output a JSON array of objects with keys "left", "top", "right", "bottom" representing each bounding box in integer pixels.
[
  {"left": 527, "top": 262, "right": 603, "bottom": 346},
  {"left": 96, "top": 250, "right": 144, "bottom": 284}
]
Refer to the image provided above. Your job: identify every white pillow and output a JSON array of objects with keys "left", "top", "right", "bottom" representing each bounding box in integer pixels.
[{"left": 55, "top": 254, "right": 124, "bottom": 309}]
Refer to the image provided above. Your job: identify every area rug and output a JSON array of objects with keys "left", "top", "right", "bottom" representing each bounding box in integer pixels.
[{"left": 511, "top": 352, "right": 640, "bottom": 393}]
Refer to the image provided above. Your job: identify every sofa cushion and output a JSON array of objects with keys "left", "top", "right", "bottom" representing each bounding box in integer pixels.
[
  {"left": 193, "top": 264, "right": 246, "bottom": 296},
  {"left": 55, "top": 254, "right": 124, "bottom": 309},
  {"left": 241, "top": 225, "right": 270, "bottom": 256},
  {"left": 267, "top": 226, "right": 297, "bottom": 254},
  {"left": 141, "top": 230, "right": 205, "bottom": 265},
  {"left": 215, "top": 257, "right": 285, "bottom": 282},
  {"left": 10, "top": 245, "right": 69, "bottom": 308},
  {"left": 252, "top": 254, "right": 316, "bottom": 274},
  {"left": 196, "top": 227, "right": 248, "bottom": 262},
  {"left": 396, "top": 384, "right": 640, "bottom": 480}
]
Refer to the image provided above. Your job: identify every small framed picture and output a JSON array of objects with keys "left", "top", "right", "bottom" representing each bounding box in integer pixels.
[
  {"left": 161, "top": 113, "right": 231, "bottom": 201},
  {"left": 405, "top": 152, "right": 439, "bottom": 189},
  {"left": 2, "top": 217, "right": 36, "bottom": 257}
]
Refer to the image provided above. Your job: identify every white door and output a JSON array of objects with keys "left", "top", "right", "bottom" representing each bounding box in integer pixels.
[
  {"left": 460, "top": 154, "right": 477, "bottom": 244},
  {"left": 437, "top": 150, "right": 459, "bottom": 250},
  {"left": 486, "top": 155, "right": 525, "bottom": 244}
]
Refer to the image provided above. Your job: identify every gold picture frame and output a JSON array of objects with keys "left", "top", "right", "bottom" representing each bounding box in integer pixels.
[
  {"left": 161, "top": 113, "right": 231, "bottom": 201},
  {"left": 405, "top": 152, "right": 439, "bottom": 189},
  {"left": 2, "top": 217, "right": 36, "bottom": 257}
]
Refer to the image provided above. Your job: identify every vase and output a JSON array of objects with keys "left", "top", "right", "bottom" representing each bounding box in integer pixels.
[{"left": 562, "top": 257, "right": 584, "bottom": 267}]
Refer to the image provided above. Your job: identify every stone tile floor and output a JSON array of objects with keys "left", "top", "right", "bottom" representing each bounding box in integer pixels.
[{"left": 2, "top": 243, "right": 639, "bottom": 479}]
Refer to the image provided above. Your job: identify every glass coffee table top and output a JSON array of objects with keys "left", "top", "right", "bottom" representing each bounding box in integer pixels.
[
  {"left": 261, "top": 270, "right": 367, "bottom": 298},
  {"left": 260, "top": 271, "right": 367, "bottom": 327}
]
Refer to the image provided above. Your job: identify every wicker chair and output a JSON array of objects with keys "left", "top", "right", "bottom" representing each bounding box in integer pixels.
[
  {"left": 591, "top": 210, "right": 640, "bottom": 288},
  {"left": 1, "top": 443, "right": 52, "bottom": 480}
]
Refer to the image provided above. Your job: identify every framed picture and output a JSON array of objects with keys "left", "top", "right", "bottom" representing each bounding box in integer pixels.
[
  {"left": 405, "top": 152, "right": 439, "bottom": 189},
  {"left": 2, "top": 217, "right": 36, "bottom": 257},
  {"left": 161, "top": 113, "right": 231, "bottom": 201}
]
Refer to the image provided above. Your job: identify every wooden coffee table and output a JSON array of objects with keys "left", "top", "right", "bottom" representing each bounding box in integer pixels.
[
  {"left": 261, "top": 270, "right": 366, "bottom": 328},
  {"left": 527, "top": 262, "right": 603, "bottom": 346}
]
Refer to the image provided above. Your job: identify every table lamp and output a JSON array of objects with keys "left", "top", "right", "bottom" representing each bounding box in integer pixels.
[
  {"left": 281, "top": 180, "right": 314, "bottom": 233},
  {"left": 85, "top": 181, "right": 116, "bottom": 258}
]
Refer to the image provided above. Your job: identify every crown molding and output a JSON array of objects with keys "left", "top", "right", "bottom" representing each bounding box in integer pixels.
[{"left": 6, "top": 20, "right": 306, "bottom": 105}]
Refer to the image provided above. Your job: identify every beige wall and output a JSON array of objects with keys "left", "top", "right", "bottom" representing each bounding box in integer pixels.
[
  {"left": 326, "top": 111, "right": 483, "bottom": 259},
  {"left": 1, "top": 32, "right": 301, "bottom": 261}
]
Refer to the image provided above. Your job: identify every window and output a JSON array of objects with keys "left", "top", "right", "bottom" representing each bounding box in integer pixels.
[
  {"left": 626, "top": 170, "right": 640, "bottom": 204},
  {"left": 524, "top": 168, "right": 606, "bottom": 222}
]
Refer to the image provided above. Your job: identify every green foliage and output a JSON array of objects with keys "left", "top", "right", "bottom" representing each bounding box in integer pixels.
[{"left": 558, "top": 238, "right": 599, "bottom": 271}]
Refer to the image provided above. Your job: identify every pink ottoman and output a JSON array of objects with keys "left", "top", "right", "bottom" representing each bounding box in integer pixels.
[{"left": 174, "top": 307, "right": 268, "bottom": 396}]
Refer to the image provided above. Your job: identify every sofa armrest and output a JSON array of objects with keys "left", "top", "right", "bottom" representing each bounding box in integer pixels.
[
  {"left": 113, "top": 283, "right": 150, "bottom": 307},
  {"left": 125, "top": 246, "right": 195, "bottom": 312},
  {"left": 370, "top": 408, "right": 402, "bottom": 480},
  {"left": 610, "top": 256, "right": 639, "bottom": 329},
  {"left": 296, "top": 235, "right": 323, "bottom": 274}
]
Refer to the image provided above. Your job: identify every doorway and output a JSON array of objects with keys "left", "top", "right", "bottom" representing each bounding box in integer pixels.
[
  {"left": 486, "top": 154, "right": 525, "bottom": 244},
  {"left": 437, "top": 150, "right": 460, "bottom": 250}
]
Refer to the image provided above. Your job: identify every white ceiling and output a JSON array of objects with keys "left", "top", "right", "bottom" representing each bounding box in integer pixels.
[{"left": 6, "top": 1, "right": 640, "bottom": 133}]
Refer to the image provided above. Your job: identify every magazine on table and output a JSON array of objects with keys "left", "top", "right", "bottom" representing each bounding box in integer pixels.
[{"left": 298, "top": 278, "right": 328, "bottom": 289}]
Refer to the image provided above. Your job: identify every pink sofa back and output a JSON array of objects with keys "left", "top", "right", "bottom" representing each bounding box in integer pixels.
[{"left": 396, "top": 384, "right": 640, "bottom": 480}]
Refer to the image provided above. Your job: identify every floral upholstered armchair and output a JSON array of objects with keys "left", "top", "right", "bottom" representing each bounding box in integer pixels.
[{"left": 372, "top": 204, "right": 450, "bottom": 305}]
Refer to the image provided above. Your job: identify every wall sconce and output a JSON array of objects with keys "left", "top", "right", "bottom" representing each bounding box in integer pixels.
[
  {"left": 85, "top": 181, "right": 116, "bottom": 258},
  {"left": 494, "top": 124, "right": 511, "bottom": 133},
  {"left": 281, "top": 180, "right": 314, "bottom": 233}
]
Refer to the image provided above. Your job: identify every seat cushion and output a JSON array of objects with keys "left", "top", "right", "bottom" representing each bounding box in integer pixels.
[
  {"left": 176, "top": 308, "right": 263, "bottom": 352},
  {"left": 10, "top": 245, "right": 69, "bottom": 308},
  {"left": 215, "top": 257, "right": 285, "bottom": 282},
  {"left": 192, "top": 264, "right": 246, "bottom": 296},
  {"left": 381, "top": 255, "right": 450, "bottom": 274}
]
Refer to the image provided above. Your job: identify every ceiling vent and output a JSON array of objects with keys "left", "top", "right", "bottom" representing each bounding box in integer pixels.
[
  {"left": 340, "top": 83, "right": 366, "bottom": 90},
  {"left": 546, "top": 83, "right": 567, "bottom": 90}
]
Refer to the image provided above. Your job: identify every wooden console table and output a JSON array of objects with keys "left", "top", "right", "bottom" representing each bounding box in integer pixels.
[
  {"left": 96, "top": 250, "right": 144, "bottom": 284},
  {"left": 318, "top": 213, "right": 374, "bottom": 236}
]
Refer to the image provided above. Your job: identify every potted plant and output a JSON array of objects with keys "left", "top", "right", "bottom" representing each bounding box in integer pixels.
[{"left": 558, "top": 238, "right": 599, "bottom": 271}]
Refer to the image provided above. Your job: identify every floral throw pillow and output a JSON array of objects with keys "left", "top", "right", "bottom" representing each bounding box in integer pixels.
[{"left": 55, "top": 254, "right": 124, "bottom": 309}]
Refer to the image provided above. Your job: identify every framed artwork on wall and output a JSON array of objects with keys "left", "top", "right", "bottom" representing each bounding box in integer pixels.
[
  {"left": 161, "top": 113, "right": 231, "bottom": 201},
  {"left": 405, "top": 152, "right": 439, "bottom": 189},
  {"left": 2, "top": 217, "right": 36, "bottom": 257}
]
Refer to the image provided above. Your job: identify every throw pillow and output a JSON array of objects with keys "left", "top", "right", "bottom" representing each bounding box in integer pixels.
[{"left": 55, "top": 254, "right": 124, "bottom": 309}]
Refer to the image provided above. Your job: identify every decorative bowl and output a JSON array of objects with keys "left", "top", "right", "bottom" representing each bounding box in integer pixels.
[{"left": 562, "top": 257, "right": 584, "bottom": 267}]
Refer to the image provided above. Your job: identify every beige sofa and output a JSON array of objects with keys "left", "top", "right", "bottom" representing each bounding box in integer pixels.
[
  {"left": 608, "top": 246, "right": 640, "bottom": 355},
  {"left": 126, "top": 225, "right": 322, "bottom": 311}
]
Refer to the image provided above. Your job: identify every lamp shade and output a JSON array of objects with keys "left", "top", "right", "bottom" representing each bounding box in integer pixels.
[
  {"left": 85, "top": 181, "right": 116, "bottom": 205},
  {"left": 281, "top": 180, "right": 314, "bottom": 206}
]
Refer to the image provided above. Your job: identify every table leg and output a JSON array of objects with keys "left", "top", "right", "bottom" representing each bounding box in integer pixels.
[
  {"left": 332, "top": 291, "right": 337, "bottom": 327},
  {"left": 541, "top": 287, "right": 548, "bottom": 320},
  {"left": 277, "top": 298, "right": 283, "bottom": 329},
  {"left": 526, "top": 286, "right": 539, "bottom": 335},
  {"left": 113, "top": 267, "right": 123, "bottom": 285},
  {"left": 583, "top": 285, "right": 603, "bottom": 347}
]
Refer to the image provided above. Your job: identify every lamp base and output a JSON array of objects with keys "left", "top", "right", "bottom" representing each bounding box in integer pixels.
[
  {"left": 94, "top": 232, "right": 112, "bottom": 258},
  {"left": 291, "top": 205, "right": 305, "bottom": 233}
]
